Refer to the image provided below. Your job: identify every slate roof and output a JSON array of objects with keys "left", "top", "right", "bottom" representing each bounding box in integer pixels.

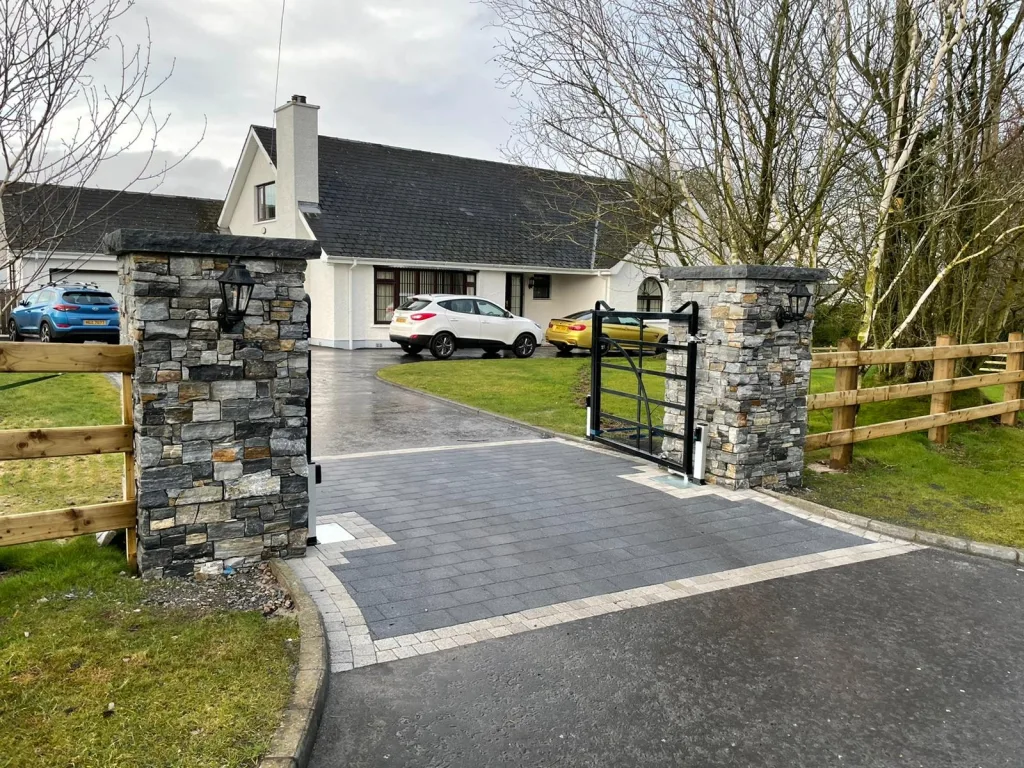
[
  {"left": 253, "top": 126, "right": 651, "bottom": 270},
  {"left": 1, "top": 182, "right": 223, "bottom": 255}
]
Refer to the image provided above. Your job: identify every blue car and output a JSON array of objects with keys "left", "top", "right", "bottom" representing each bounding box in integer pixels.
[{"left": 8, "top": 283, "right": 120, "bottom": 344}]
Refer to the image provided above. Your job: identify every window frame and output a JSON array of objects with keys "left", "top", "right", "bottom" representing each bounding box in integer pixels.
[
  {"left": 255, "top": 182, "right": 277, "bottom": 222},
  {"left": 475, "top": 299, "right": 508, "bottom": 318},
  {"left": 637, "top": 277, "right": 663, "bottom": 313},
  {"left": 531, "top": 274, "right": 551, "bottom": 300},
  {"left": 374, "top": 268, "right": 478, "bottom": 324}
]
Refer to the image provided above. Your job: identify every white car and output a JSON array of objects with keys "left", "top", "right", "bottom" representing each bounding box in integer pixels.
[{"left": 389, "top": 294, "right": 543, "bottom": 359}]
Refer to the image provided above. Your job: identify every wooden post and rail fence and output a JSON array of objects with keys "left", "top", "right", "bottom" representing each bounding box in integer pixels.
[
  {"left": 808, "top": 332, "right": 1024, "bottom": 469},
  {"left": 0, "top": 341, "right": 137, "bottom": 567}
]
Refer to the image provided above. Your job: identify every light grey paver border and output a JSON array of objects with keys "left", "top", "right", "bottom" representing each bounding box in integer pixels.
[
  {"left": 760, "top": 489, "right": 1023, "bottom": 566},
  {"left": 372, "top": 540, "right": 920, "bottom": 662},
  {"left": 293, "top": 440, "right": 926, "bottom": 672},
  {"left": 261, "top": 560, "right": 330, "bottom": 768}
]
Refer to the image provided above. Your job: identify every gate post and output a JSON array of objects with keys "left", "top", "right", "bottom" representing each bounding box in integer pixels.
[
  {"left": 109, "top": 230, "right": 321, "bottom": 577},
  {"left": 661, "top": 265, "right": 828, "bottom": 490}
]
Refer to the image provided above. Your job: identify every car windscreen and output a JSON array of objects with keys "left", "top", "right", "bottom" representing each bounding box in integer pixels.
[
  {"left": 63, "top": 292, "right": 116, "bottom": 305},
  {"left": 565, "top": 311, "right": 592, "bottom": 320},
  {"left": 399, "top": 299, "right": 432, "bottom": 311}
]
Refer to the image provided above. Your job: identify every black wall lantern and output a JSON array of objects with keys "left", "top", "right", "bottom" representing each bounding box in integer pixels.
[
  {"left": 217, "top": 258, "right": 256, "bottom": 331},
  {"left": 775, "top": 283, "right": 813, "bottom": 327}
]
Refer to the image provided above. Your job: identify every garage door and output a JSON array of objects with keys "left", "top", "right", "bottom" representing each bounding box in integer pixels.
[{"left": 49, "top": 269, "right": 120, "bottom": 298}]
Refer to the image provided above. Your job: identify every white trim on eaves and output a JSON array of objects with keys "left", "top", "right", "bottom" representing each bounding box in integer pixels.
[{"left": 321, "top": 254, "right": 615, "bottom": 276}]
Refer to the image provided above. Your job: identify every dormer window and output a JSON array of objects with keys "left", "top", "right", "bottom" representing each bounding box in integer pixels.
[{"left": 256, "top": 182, "right": 276, "bottom": 221}]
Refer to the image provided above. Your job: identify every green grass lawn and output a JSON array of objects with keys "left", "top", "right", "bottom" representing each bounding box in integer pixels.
[
  {"left": 0, "top": 372, "right": 300, "bottom": 767},
  {"left": 378, "top": 355, "right": 666, "bottom": 437},
  {"left": 0, "top": 373, "right": 123, "bottom": 514},
  {"left": 0, "top": 539, "right": 298, "bottom": 768},
  {"left": 379, "top": 355, "right": 1024, "bottom": 548}
]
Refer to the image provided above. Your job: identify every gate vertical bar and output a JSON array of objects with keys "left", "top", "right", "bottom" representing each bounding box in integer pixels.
[
  {"left": 589, "top": 306, "right": 603, "bottom": 438},
  {"left": 682, "top": 308, "right": 699, "bottom": 477}
]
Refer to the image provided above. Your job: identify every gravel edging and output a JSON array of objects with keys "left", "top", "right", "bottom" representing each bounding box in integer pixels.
[
  {"left": 374, "top": 370, "right": 588, "bottom": 443},
  {"left": 760, "top": 489, "right": 1023, "bottom": 566},
  {"left": 260, "top": 560, "right": 329, "bottom": 768}
]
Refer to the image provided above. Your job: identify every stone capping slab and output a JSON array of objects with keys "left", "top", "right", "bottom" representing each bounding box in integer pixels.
[
  {"left": 104, "top": 228, "right": 322, "bottom": 260},
  {"left": 760, "top": 489, "right": 1022, "bottom": 566},
  {"left": 262, "top": 560, "right": 329, "bottom": 768},
  {"left": 661, "top": 265, "right": 830, "bottom": 282}
]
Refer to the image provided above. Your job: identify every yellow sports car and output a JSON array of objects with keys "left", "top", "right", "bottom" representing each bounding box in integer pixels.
[{"left": 545, "top": 310, "right": 667, "bottom": 354}]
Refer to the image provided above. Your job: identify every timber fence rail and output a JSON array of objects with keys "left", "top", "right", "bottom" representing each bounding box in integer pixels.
[
  {"left": 0, "top": 341, "right": 137, "bottom": 566},
  {"left": 807, "top": 333, "right": 1024, "bottom": 469}
]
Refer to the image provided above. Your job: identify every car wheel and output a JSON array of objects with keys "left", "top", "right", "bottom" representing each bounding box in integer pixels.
[
  {"left": 512, "top": 333, "right": 537, "bottom": 358},
  {"left": 39, "top": 321, "right": 53, "bottom": 343},
  {"left": 656, "top": 335, "right": 669, "bottom": 354},
  {"left": 430, "top": 332, "right": 456, "bottom": 360},
  {"left": 400, "top": 344, "right": 422, "bottom": 355},
  {"left": 7, "top": 319, "right": 22, "bottom": 341}
]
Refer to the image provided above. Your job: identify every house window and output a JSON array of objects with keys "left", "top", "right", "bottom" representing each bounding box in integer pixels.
[
  {"left": 637, "top": 277, "right": 663, "bottom": 313},
  {"left": 531, "top": 274, "right": 551, "bottom": 300},
  {"left": 374, "top": 268, "right": 476, "bottom": 324},
  {"left": 256, "top": 182, "right": 276, "bottom": 221}
]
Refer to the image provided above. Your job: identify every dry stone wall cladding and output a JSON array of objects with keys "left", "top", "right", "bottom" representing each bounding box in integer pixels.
[
  {"left": 662, "top": 266, "right": 828, "bottom": 491},
  {"left": 111, "top": 231, "right": 320, "bottom": 578}
]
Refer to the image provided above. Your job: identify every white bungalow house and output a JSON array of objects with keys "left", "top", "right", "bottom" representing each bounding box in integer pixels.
[{"left": 218, "top": 95, "right": 674, "bottom": 349}]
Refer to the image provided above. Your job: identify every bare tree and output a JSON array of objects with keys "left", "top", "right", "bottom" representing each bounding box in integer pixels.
[
  {"left": 487, "top": 0, "right": 873, "bottom": 274},
  {"left": 843, "top": 0, "right": 1024, "bottom": 348},
  {"left": 0, "top": 0, "right": 198, "bottom": 296},
  {"left": 489, "top": 0, "right": 1024, "bottom": 352}
]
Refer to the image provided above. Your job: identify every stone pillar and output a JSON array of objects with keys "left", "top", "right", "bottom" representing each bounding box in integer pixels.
[
  {"left": 661, "top": 265, "right": 828, "bottom": 490},
  {"left": 108, "top": 230, "right": 321, "bottom": 578}
]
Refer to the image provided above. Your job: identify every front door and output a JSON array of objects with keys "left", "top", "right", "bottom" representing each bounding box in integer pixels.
[{"left": 505, "top": 273, "right": 524, "bottom": 317}]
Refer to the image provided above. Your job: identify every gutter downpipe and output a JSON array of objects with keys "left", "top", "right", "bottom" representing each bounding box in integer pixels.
[{"left": 348, "top": 257, "right": 358, "bottom": 351}]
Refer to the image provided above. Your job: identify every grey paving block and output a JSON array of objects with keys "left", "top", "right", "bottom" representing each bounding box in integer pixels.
[{"left": 318, "top": 441, "right": 870, "bottom": 638}]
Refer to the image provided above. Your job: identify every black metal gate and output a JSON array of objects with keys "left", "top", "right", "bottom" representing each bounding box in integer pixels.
[{"left": 587, "top": 300, "right": 699, "bottom": 477}]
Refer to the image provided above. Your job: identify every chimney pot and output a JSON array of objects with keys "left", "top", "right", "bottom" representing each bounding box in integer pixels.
[{"left": 292, "top": 94, "right": 306, "bottom": 104}]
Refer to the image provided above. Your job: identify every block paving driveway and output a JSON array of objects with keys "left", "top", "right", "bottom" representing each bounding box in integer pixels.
[
  {"left": 300, "top": 348, "right": 1024, "bottom": 768},
  {"left": 319, "top": 441, "right": 866, "bottom": 640}
]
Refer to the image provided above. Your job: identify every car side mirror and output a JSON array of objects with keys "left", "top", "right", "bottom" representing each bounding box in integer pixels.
[
  {"left": 505, "top": 311, "right": 513, "bottom": 318},
  {"left": 19, "top": 299, "right": 29, "bottom": 307}
]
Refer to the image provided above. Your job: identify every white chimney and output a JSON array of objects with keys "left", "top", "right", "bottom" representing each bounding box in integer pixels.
[{"left": 273, "top": 94, "right": 320, "bottom": 236}]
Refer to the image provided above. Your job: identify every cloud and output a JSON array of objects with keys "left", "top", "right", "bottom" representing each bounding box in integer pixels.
[{"left": 78, "top": 0, "right": 517, "bottom": 198}]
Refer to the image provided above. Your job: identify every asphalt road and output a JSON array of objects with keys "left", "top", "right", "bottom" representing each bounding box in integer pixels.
[{"left": 311, "top": 548, "right": 1024, "bottom": 768}]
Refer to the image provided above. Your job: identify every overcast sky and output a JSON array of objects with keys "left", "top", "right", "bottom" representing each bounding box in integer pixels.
[{"left": 88, "top": 0, "right": 517, "bottom": 200}]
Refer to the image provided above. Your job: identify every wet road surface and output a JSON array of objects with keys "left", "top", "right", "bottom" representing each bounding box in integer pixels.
[{"left": 310, "top": 347, "right": 547, "bottom": 457}]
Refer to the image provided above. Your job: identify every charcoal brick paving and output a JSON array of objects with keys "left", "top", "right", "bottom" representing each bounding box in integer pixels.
[{"left": 322, "top": 441, "right": 867, "bottom": 639}]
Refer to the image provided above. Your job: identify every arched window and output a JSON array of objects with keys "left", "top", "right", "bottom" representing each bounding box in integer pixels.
[{"left": 637, "top": 277, "right": 663, "bottom": 313}]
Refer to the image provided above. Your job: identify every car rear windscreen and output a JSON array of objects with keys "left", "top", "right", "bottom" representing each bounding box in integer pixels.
[
  {"left": 63, "top": 292, "right": 116, "bottom": 305},
  {"left": 399, "top": 299, "right": 431, "bottom": 311}
]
